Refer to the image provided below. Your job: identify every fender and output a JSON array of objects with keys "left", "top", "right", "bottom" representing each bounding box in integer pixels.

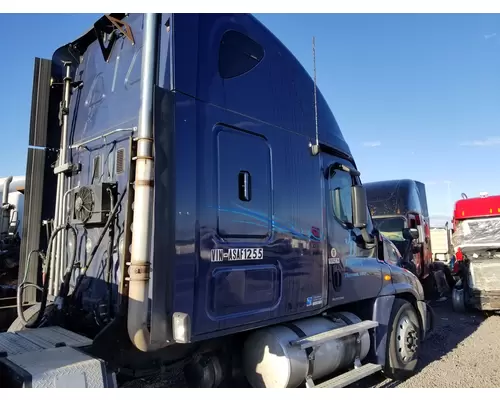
[
  {"left": 372, "top": 265, "right": 429, "bottom": 365},
  {"left": 372, "top": 293, "right": 429, "bottom": 367}
]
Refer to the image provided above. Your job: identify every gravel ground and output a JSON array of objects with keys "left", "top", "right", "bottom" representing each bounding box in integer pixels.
[
  {"left": 362, "top": 299, "right": 500, "bottom": 388},
  {"left": 398, "top": 300, "right": 500, "bottom": 388}
]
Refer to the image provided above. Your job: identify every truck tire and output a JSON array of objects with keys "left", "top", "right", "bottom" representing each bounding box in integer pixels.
[
  {"left": 421, "top": 272, "right": 437, "bottom": 301},
  {"left": 451, "top": 286, "right": 466, "bottom": 313},
  {"left": 384, "top": 298, "right": 421, "bottom": 381},
  {"left": 7, "top": 303, "right": 43, "bottom": 332}
]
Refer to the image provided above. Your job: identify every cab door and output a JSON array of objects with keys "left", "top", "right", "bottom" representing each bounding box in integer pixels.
[{"left": 324, "top": 157, "right": 383, "bottom": 307}]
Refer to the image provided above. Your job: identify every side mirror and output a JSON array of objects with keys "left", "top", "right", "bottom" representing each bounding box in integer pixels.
[
  {"left": 352, "top": 185, "right": 368, "bottom": 229},
  {"left": 403, "top": 227, "right": 419, "bottom": 241}
]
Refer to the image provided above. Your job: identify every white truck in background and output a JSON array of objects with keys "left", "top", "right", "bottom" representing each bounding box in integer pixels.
[
  {"left": 430, "top": 223, "right": 453, "bottom": 263},
  {"left": 0, "top": 175, "right": 25, "bottom": 321},
  {"left": 0, "top": 176, "right": 25, "bottom": 239}
]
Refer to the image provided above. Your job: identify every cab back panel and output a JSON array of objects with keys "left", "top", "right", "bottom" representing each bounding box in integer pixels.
[
  {"left": 63, "top": 14, "right": 147, "bottom": 311},
  {"left": 69, "top": 14, "right": 144, "bottom": 144}
]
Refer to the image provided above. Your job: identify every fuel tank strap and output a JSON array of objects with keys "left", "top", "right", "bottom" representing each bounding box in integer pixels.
[
  {"left": 283, "top": 322, "right": 315, "bottom": 381},
  {"left": 328, "top": 312, "right": 354, "bottom": 326},
  {"left": 328, "top": 313, "right": 362, "bottom": 367}
]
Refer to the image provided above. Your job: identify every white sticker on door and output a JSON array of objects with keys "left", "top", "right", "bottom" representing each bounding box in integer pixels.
[{"left": 211, "top": 248, "right": 264, "bottom": 262}]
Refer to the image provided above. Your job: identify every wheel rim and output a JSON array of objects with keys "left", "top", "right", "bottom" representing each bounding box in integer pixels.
[{"left": 396, "top": 314, "right": 419, "bottom": 364}]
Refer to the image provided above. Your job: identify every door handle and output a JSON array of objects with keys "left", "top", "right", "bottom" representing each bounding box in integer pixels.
[{"left": 238, "top": 171, "right": 251, "bottom": 202}]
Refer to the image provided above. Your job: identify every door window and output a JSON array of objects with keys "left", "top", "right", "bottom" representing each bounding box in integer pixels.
[
  {"left": 329, "top": 168, "right": 353, "bottom": 227},
  {"left": 327, "top": 162, "right": 376, "bottom": 258}
]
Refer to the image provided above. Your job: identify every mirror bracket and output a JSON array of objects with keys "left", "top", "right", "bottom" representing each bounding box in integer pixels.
[{"left": 403, "top": 227, "right": 419, "bottom": 241}]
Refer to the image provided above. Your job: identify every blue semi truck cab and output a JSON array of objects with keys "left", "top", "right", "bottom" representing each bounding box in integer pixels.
[{"left": 0, "top": 13, "right": 430, "bottom": 388}]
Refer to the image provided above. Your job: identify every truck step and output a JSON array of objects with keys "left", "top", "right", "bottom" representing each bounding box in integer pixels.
[
  {"left": 290, "top": 320, "right": 378, "bottom": 350},
  {"left": 314, "top": 363, "right": 382, "bottom": 388},
  {"left": 0, "top": 326, "right": 92, "bottom": 358},
  {"left": 0, "top": 346, "right": 116, "bottom": 388}
]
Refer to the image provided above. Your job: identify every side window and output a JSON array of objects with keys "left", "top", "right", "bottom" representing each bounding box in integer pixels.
[
  {"left": 218, "top": 30, "right": 264, "bottom": 79},
  {"left": 329, "top": 169, "right": 353, "bottom": 227}
]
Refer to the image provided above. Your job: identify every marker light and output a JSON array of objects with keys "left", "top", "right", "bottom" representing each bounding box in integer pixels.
[{"left": 172, "top": 312, "right": 191, "bottom": 344}]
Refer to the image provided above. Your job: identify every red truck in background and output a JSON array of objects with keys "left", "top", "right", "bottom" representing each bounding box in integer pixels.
[{"left": 452, "top": 193, "right": 500, "bottom": 313}]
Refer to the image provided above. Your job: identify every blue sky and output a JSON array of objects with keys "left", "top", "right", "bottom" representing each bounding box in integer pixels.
[{"left": 1, "top": 13, "right": 499, "bottom": 225}]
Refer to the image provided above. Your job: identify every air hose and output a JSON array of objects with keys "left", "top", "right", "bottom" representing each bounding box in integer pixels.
[{"left": 16, "top": 224, "right": 77, "bottom": 328}]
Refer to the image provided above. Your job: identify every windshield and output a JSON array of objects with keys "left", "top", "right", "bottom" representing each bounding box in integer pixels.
[
  {"left": 373, "top": 216, "right": 406, "bottom": 242},
  {"left": 453, "top": 216, "right": 500, "bottom": 248}
]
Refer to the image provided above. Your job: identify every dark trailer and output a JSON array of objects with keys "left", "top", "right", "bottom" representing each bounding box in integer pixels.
[
  {"left": 364, "top": 179, "right": 432, "bottom": 281},
  {"left": 364, "top": 179, "right": 429, "bottom": 221}
]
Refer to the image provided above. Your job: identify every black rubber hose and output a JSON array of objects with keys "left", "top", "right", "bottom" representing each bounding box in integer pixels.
[
  {"left": 16, "top": 250, "right": 43, "bottom": 325},
  {"left": 106, "top": 188, "right": 115, "bottom": 318},
  {"left": 23, "top": 224, "right": 76, "bottom": 328},
  {"left": 57, "top": 225, "right": 78, "bottom": 300},
  {"left": 72, "top": 188, "right": 126, "bottom": 298}
]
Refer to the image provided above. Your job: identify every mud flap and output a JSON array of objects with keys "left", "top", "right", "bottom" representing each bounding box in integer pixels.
[
  {"left": 372, "top": 295, "right": 394, "bottom": 367},
  {"left": 417, "top": 300, "right": 430, "bottom": 340}
]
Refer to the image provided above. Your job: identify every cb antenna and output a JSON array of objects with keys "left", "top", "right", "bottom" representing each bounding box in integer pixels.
[{"left": 311, "top": 36, "right": 320, "bottom": 155}]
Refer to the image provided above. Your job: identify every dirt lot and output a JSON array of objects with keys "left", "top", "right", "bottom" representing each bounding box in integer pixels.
[{"left": 360, "top": 299, "right": 500, "bottom": 388}]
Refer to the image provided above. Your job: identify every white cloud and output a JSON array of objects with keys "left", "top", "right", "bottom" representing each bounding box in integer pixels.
[
  {"left": 459, "top": 136, "right": 500, "bottom": 147},
  {"left": 484, "top": 33, "right": 497, "bottom": 40},
  {"left": 362, "top": 141, "right": 381, "bottom": 147},
  {"left": 424, "top": 180, "right": 451, "bottom": 186}
]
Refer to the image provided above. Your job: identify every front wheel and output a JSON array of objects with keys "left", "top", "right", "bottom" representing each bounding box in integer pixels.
[{"left": 383, "top": 298, "right": 421, "bottom": 381}]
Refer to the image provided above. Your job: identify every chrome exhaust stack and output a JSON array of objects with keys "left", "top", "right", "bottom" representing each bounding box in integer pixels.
[{"left": 126, "top": 13, "right": 164, "bottom": 352}]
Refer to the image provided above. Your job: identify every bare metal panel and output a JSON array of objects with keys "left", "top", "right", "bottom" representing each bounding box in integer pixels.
[
  {"left": 0, "top": 326, "right": 92, "bottom": 358},
  {"left": 470, "top": 259, "right": 500, "bottom": 292},
  {"left": 16, "top": 326, "right": 92, "bottom": 349},
  {"left": 0, "top": 332, "right": 43, "bottom": 356}
]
